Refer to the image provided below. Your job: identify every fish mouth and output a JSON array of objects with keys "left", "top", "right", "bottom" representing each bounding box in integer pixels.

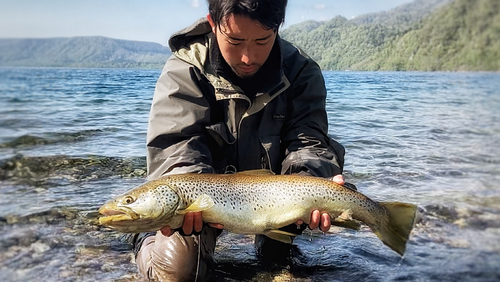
[
  {"left": 99, "top": 207, "right": 127, "bottom": 216},
  {"left": 98, "top": 205, "right": 138, "bottom": 225}
]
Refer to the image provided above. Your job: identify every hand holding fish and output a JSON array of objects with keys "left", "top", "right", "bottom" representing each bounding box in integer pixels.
[
  {"left": 159, "top": 212, "right": 224, "bottom": 236},
  {"left": 295, "top": 174, "right": 344, "bottom": 232}
]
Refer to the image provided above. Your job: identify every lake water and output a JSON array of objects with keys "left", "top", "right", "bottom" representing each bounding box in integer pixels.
[{"left": 1, "top": 68, "right": 499, "bottom": 281}]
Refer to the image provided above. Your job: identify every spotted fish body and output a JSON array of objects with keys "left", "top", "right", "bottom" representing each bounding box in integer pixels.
[{"left": 99, "top": 170, "right": 417, "bottom": 255}]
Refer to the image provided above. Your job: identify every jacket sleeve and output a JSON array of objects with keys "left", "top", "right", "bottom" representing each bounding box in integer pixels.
[
  {"left": 280, "top": 60, "right": 345, "bottom": 178},
  {"left": 146, "top": 56, "right": 214, "bottom": 179}
]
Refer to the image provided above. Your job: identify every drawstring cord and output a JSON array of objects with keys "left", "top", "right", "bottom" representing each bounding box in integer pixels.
[{"left": 194, "top": 234, "right": 201, "bottom": 281}]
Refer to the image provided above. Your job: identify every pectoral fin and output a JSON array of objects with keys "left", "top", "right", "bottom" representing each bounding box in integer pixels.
[
  {"left": 263, "top": 229, "right": 297, "bottom": 244},
  {"left": 177, "top": 194, "right": 215, "bottom": 215}
]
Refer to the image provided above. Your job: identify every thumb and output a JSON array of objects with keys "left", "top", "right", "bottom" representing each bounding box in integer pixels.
[
  {"left": 160, "top": 226, "right": 174, "bottom": 237},
  {"left": 331, "top": 174, "right": 345, "bottom": 185}
]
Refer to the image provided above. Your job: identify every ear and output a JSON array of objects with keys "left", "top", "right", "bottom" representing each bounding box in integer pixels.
[{"left": 207, "top": 14, "right": 216, "bottom": 32}]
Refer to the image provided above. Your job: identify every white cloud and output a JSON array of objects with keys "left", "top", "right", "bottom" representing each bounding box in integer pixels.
[
  {"left": 314, "top": 4, "right": 326, "bottom": 10},
  {"left": 190, "top": 0, "right": 200, "bottom": 8}
]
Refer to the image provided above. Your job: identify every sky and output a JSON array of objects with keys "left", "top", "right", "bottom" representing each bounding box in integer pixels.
[{"left": 0, "top": 0, "right": 414, "bottom": 46}]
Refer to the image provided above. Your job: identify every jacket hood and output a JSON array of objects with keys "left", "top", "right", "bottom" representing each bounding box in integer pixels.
[{"left": 168, "top": 18, "right": 211, "bottom": 53}]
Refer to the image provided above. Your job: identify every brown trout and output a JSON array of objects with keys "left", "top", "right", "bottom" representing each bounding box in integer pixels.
[{"left": 99, "top": 170, "right": 417, "bottom": 255}]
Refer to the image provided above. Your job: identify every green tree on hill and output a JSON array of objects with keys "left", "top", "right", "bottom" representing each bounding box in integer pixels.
[{"left": 281, "top": 0, "right": 499, "bottom": 71}]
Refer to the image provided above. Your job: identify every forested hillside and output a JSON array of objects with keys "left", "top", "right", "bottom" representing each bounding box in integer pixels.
[
  {"left": 0, "top": 37, "right": 171, "bottom": 69},
  {"left": 1, "top": 0, "right": 497, "bottom": 71},
  {"left": 281, "top": 0, "right": 499, "bottom": 71},
  {"left": 357, "top": 0, "right": 500, "bottom": 71}
]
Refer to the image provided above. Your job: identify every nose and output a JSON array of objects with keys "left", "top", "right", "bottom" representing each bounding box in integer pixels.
[{"left": 241, "top": 46, "right": 255, "bottom": 65}]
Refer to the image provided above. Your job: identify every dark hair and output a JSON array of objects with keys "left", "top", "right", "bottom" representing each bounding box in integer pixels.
[{"left": 207, "top": 0, "right": 287, "bottom": 30}]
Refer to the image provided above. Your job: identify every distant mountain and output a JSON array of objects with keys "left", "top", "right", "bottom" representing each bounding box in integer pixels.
[
  {"left": 351, "top": 0, "right": 451, "bottom": 28},
  {"left": 0, "top": 36, "right": 171, "bottom": 69},
  {"left": 2, "top": 0, "right": 497, "bottom": 71},
  {"left": 281, "top": 0, "right": 499, "bottom": 71},
  {"left": 356, "top": 0, "right": 500, "bottom": 71}
]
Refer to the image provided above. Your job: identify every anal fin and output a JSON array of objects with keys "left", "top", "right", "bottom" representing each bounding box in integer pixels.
[{"left": 331, "top": 209, "right": 361, "bottom": 230}]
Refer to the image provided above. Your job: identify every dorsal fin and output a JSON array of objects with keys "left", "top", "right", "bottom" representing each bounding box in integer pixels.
[{"left": 236, "top": 169, "right": 275, "bottom": 176}]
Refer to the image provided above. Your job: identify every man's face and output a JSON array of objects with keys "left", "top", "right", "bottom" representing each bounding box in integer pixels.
[{"left": 208, "top": 14, "right": 277, "bottom": 78}]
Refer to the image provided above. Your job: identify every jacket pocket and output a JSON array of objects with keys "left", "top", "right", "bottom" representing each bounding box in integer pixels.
[
  {"left": 259, "top": 135, "right": 281, "bottom": 173},
  {"left": 205, "top": 122, "right": 235, "bottom": 173}
]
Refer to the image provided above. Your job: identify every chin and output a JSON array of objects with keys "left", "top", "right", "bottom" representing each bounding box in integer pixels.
[{"left": 232, "top": 66, "right": 260, "bottom": 79}]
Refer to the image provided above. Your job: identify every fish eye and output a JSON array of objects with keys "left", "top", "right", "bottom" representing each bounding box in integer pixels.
[{"left": 123, "top": 196, "right": 135, "bottom": 204}]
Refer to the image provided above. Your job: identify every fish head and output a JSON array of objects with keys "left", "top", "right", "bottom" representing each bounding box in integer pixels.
[{"left": 98, "top": 181, "right": 181, "bottom": 233}]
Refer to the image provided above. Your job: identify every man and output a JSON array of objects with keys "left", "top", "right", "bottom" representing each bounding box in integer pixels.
[{"left": 134, "top": 0, "right": 346, "bottom": 280}]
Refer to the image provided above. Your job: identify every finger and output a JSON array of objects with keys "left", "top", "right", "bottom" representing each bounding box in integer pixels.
[
  {"left": 208, "top": 223, "right": 224, "bottom": 229},
  {"left": 160, "top": 226, "right": 173, "bottom": 237},
  {"left": 295, "top": 220, "right": 304, "bottom": 226},
  {"left": 332, "top": 174, "right": 345, "bottom": 185},
  {"left": 320, "top": 213, "right": 331, "bottom": 233},
  {"left": 183, "top": 212, "right": 194, "bottom": 235},
  {"left": 193, "top": 212, "right": 203, "bottom": 232},
  {"left": 309, "top": 210, "right": 320, "bottom": 230}
]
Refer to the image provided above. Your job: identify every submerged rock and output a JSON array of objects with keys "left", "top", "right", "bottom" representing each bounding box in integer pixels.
[{"left": 0, "top": 154, "right": 146, "bottom": 184}]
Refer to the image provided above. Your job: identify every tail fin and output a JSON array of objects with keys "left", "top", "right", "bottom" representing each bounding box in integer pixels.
[{"left": 373, "top": 202, "right": 418, "bottom": 256}]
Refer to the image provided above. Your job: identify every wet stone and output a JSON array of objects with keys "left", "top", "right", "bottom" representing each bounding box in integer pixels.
[
  {"left": 0, "top": 154, "right": 147, "bottom": 184},
  {"left": 29, "top": 241, "right": 50, "bottom": 253},
  {"left": 422, "top": 204, "right": 459, "bottom": 222}
]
